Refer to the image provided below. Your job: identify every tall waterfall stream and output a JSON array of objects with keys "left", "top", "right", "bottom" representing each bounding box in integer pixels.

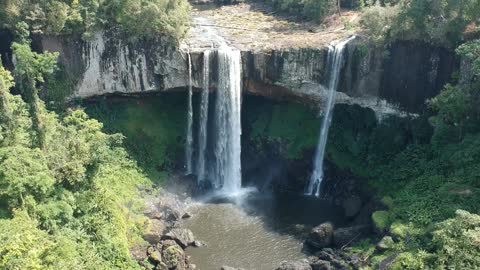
[{"left": 306, "top": 37, "right": 356, "bottom": 197}]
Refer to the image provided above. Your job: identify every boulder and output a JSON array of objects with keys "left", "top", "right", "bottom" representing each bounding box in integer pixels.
[
  {"left": 342, "top": 196, "right": 362, "bottom": 218},
  {"left": 149, "top": 249, "right": 162, "bottom": 263},
  {"left": 276, "top": 259, "right": 312, "bottom": 270},
  {"left": 162, "top": 242, "right": 186, "bottom": 269},
  {"left": 221, "top": 266, "right": 245, "bottom": 270},
  {"left": 193, "top": 240, "right": 204, "bottom": 247},
  {"left": 333, "top": 225, "right": 371, "bottom": 247},
  {"left": 305, "top": 222, "right": 334, "bottom": 249},
  {"left": 143, "top": 219, "right": 167, "bottom": 244},
  {"left": 162, "top": 228, "right": 195, "bottom": 248},
  {"left": 376, "top": 236, "right": 395, "bottom": 251},
  {"left": 130, "top": 245, "right": 148, "bottom": 262},
  {"left": 314, "top": 249, "right": 350, "bottom": 269},
  {"left": 310, "top": 259, "right": 333, "bottom": 270}
]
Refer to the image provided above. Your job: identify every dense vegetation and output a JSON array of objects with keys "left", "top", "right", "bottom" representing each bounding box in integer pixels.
[
  {"left": 0, "top": 36, "right": 153, "bottom": 268},
  {"left": 245, "top": 36, "right": 480, "bottom": 268},
  {"left": 84, "top": 95, "right": 187, "bottom": 184},
  {"left": 0, "top": 0, "right": 191, "bottom": 40},
  {"left": 265, "top": 0, "right": 338, "bottom": 22},
  {"left": 360, "top": 0, "right": 480, "bottom": 46},
  {"left": 325, "top": 37, "right": 480, "bottom": 268}
]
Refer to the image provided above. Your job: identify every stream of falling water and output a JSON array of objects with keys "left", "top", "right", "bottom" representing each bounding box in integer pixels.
[
  {"left": 186, "top": 51, "right": 194, "bottom": 175},
  {"left": 212, "top": 46, "right": 243, "bottom": 193},
  {"left": 196, "top": 50, "right": 210, "bottom": 183},
  {"left": 306, "top": 36, "right": 356, "bottom": 197}
]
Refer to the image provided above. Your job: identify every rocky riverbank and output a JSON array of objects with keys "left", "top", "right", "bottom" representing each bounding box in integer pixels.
[{"left": 131, "top": 186, "right": 201, "bottom": 270}]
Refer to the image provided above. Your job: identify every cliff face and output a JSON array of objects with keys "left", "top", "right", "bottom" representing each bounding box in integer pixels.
[{"left": 38, "top": 31, "right": 458, "bottom": 115}]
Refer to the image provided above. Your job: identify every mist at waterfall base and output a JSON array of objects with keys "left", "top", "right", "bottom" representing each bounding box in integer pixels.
[
  {"left": 183, "top": 188, "right": 345, "bottom": 270},
  {"left": 306, "top": 36, "right": 355, "bottom": 197}
]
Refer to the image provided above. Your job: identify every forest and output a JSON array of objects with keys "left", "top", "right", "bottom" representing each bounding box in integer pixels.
[{"left": 0, "top": 0, "right": 479, "bottom": 269}]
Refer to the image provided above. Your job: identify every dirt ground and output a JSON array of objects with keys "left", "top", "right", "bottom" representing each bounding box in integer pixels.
[{"left": 185, "top": 2, "right": 361, "bottom": 51}]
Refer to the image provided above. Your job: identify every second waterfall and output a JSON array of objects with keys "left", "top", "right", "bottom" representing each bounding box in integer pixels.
[{"left": 306, "top": 37, "right": 355, "bottom": 197}]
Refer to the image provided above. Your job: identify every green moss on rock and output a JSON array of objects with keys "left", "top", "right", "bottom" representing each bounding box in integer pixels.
[{"left": 372, "top": 211, "right": 392, "bottom": 232}]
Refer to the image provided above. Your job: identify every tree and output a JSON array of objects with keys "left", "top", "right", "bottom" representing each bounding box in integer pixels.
[{"left": 12, "top": 38, "right": 58, "bottom": 149}]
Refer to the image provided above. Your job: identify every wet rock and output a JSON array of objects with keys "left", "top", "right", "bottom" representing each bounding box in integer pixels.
[
  {"left": 192, "top": 240, "right": 203, "bottom": 247},
  {"left": 333, "top": 225, "right": 370, "bottom": 247},
  {"left": 182, "top": 212, "right": 192, "bottom": 219},
  {"left": 314, "top": 249, "right": 350, "bottom": 270},
  {"left": 376, "top": 236, "right": 395, "bottom": 251},
  {"left": 156, "top": 261, "right": 168, "bottom": 270},
  {"left": 148, "top": 249, "right": 162, "bottom": 263},
  {"left": 143, "top": 219, "right": 167, "bottom": 244},
  {"left": 276, "top": 259, "right": 312, "bottom": 270},
  {"left": 342, "top": 196, "right": 362, "bottom": 218},
  {"left": 221, "top": 266, "right": 245, "bottom": 270},
  {"left": 162, "top": 228, "right": 195, "bottom": 248},
  {"left": 162, "top": 242, "right": 186, "bottom": 269},
  {"left": 310, "top": 259, "right": 333, "bottom": 270},
  {"left": 305, "top": 222, "right": 334, "bottom": 249},
  {"left": 315, "top": 249, "right": 335, "bottom": 262}
]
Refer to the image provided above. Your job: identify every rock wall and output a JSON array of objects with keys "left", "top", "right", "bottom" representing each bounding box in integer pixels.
[{"left": 38, "top": 32, "right": 458, "bottom": 114}]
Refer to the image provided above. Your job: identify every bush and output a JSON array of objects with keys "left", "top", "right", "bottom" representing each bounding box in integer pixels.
[
  {"left": 360, "top": 5, "right": 400, "bottom": 44},
  {"left": 431, "top": 210, "right": 480, "bottom": 268},
  {"left": 372, "top": 210, "right": 391, "bottom": 231}
]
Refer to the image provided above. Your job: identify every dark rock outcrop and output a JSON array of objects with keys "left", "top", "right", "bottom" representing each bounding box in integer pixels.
[
  {"left": 305, "top": 222, "right": 334, "bottom": 249},
  {"left": 162, "top": 228, "right": 196, "bottom": 248},
  {"left": 276, "top": 260, "right": 313, "bottom": 270}
]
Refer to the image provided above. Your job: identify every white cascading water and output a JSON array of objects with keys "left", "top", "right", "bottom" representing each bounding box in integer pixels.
[
  {"left": 306, "top": 36, "right": 356, "bottom": 197},
  {"left": 185, "top": 51, "right": 194, "bottom": 174},
  {"left": 196, "top": 50, "right": 210, "bottom": 183},
  {"left": 213, "top": 46, "right": 242, "bottom": 193}
]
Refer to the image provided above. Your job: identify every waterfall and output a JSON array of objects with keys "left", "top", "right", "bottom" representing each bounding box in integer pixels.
[
  {"left": 185, "top": 51, "right": 194, "bottom": 175},
  {"left": 306, "top": 36, "right": 355, "bottom": 197},
  {"left": 196, "top": 50, "right": 210, "bottom": 183},
  {"left": 213, "top": 46, "right": 242, "bottom": 193}
]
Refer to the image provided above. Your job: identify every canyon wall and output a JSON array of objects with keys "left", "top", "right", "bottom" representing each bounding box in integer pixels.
[{"left": 38, "top": 30, "right": 458, "bottom": 114}]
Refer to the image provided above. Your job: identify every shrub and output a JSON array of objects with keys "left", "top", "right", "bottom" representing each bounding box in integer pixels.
[{"left": 372, "top": 210, "right": 392, "bottom": 231}]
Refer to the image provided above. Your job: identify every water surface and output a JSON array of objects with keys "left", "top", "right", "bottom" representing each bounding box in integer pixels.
[{"left": 183, "top": 191, "right": 344, "bottom": 269}]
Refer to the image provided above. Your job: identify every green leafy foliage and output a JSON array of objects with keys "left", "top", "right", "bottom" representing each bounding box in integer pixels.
[
  {"left": 0, "top": 58, "right": 149, "bottom": 269},
  {"left": 361, "top": 0, "right": 480, "bottom": 47},
  {"left": 0, "top": 0, "right": 191, "bottom": 40},
  {"left": 84, "top": 94, "right": 187, "bottom": 183}
]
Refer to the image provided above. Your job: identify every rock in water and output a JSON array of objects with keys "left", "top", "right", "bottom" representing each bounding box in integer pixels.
[
  {"left": 221, "top": 266, "right": 245, "bottom": 270},
  {"left": 276, "top": 260, "right": 312, "bottom": 270},
  {"left": 305, "top": 222, "right": 334, "bottom": 249},
  {"left": 163, "top": 228, "right": 195, "bottom": 248}
]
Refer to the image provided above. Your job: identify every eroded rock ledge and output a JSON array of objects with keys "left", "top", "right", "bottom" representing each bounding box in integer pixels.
[{"left": 38, "top": 29, "right": 457, "bottom": 115}]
